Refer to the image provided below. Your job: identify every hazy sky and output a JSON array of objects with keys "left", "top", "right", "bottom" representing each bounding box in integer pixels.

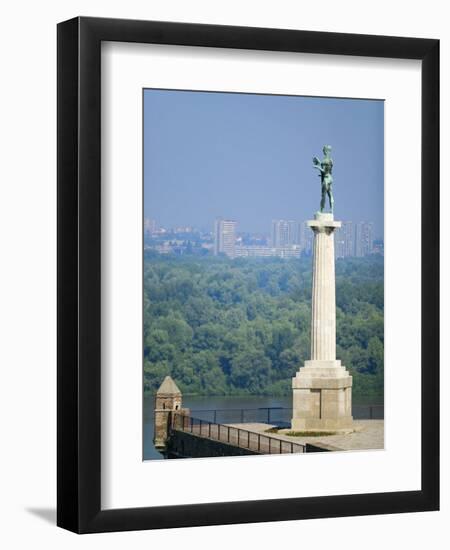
[{"left": 144, "top": 89, "right": 384, "bottom": 237}]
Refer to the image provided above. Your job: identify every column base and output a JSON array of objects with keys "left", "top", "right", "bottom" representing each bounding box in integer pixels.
[
  {"left": 290, "top": 416, "right": 354, "bottom": 432},
  {"left": 291, "top": 361, "right": 353, "bottom": 431}
]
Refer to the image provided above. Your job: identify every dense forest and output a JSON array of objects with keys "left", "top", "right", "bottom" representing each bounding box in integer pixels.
[{"left": 143, "top": 253, "right": 384, "bottom": 399}]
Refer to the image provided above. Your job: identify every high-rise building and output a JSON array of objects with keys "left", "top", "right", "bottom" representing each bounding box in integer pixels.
[
  {"left": 299, "top": 221, "right": 313, "bottom": 255},
  {"left": 372, "top": 239, "right": 384, "bottom": 255},
  {"left": 355, "top": 222, "right": 374, "bottom": 257},
  {"left": 144, "top": 218, "right": 157, "bottom": 236},
  {"left": 335, "top": 233, "right": 345, "bottom": 259},
  {"left": 335, "top": 221, "right": 355, "bottom": 258},
  {"left": 271, "top": 220, "right": 298, "bottom": 247},
  {"left": 214, "top": 218, "right": 237, "bottom": 258},
  {"left": 289, "top": 220, "right": 300, "bottom": 245}
]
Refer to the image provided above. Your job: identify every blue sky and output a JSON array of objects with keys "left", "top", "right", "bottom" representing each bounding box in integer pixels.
[{"left": 144, "top": 89, "right": 384, "bottom": 238}]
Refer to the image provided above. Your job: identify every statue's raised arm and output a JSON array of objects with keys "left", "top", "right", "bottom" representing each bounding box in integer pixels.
[
  {"left": 312, "top": 156, "right": 324, "bottom": 173},
  {"left": 313, "top": 145, "right": 334, "bottom": 213}
]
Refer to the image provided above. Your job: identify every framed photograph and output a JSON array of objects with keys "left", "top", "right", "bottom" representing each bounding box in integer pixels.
[{"left": 57, "top": 17, "right": 439, "bottom": 533}]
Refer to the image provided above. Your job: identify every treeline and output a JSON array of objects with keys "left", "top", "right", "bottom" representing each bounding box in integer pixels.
[{"left": 143, "top": 253, "right": 384, "bottom": 399}]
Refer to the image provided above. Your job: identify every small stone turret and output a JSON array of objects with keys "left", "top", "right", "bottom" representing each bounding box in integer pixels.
[{"left": 153, "top": 376, "right": 182, "bottom": 451}]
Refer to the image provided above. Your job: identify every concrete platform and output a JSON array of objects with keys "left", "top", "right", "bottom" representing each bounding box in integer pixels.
[{"left": 226, "top": 420, "right": 384, "bottom": 452}]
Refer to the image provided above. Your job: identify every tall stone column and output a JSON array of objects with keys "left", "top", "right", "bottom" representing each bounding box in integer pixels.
[
  {"left": 292, "top": 212, "right": 353, "bottom": 432},
  {"left": 310, "top": 214, "right": 339, "bottom": 361}
]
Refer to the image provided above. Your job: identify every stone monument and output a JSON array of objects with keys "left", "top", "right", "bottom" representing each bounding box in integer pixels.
[{"left": 291, "top": 146, "right": 353, "bottom": 431}]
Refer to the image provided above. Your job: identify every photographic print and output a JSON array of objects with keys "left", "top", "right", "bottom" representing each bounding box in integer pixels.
[{"left": 143, "top": 89, "right": 384, "bottom": 460}]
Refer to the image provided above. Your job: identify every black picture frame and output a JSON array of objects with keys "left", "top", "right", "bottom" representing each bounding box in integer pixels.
[{"left": 57, "top": 16, "right": 439, "bottom": 533}]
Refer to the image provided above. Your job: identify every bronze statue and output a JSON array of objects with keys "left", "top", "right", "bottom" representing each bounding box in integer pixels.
[{"left": 313, "top": 145, "right": 334, "bottom": 213}]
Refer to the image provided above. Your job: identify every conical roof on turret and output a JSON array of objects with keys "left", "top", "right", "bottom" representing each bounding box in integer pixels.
[{"left": 156, "top": 375, "right": 181, "bottom": 395}]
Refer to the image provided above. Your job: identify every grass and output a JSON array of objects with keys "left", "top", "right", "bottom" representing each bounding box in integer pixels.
[{"left": 284, "top": 430, "right": 336, "bottom": 437}]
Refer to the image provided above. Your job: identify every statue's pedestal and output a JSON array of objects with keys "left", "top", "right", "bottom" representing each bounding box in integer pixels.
[{"left": 292, "top": 360, "right": 353, "bottom": 431}]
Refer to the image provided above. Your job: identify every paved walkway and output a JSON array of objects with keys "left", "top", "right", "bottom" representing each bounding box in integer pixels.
[{"left": 226, "top": 420, "right": 384, "bottom": 452}]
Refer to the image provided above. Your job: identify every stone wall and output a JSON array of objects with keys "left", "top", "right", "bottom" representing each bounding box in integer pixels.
[{"left": 167, "top": 430, "right": 259, "bottom": 458}]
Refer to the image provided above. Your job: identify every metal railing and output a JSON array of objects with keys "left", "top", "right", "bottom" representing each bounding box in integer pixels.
[
  {"left": 188, "top": 407, "right": 288, "bottom": 425},
  {"left": 188, "top": 405, "right": 384, "bottom": 426},
  {"left": 172, "top": 413, "right": 305, "bottom": 454},
  {"left": 352, "top": 404, "right": 384, "bottom": 420}
]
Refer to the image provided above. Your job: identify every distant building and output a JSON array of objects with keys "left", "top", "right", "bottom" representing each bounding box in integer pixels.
[
  {"left": 235, "top": 245, "right": 301, "bottom": 259},
  {"left": 172, "top": 226, "right": 194, "bottom": 234},
  {"left": 144, "top": 218, "right": 157, "bottom": 236},
  {"left": 201, "top": 242, "right": 214, "bottom": 253},
  {"left": 335, "top": 221, "right": 355, "bottom": 258},
  {"left": 153, "top": 243, "right": 172, "bottom": 254},
  {"left": 271, "top": 220, "right": 299, "bottom": 247},
  {"left": 355, "top": 222, "right": 374, "bottom": 257},
  {"left": 372, "top": 239, "right": 384, "bottom": 256},
  {"left": 214, "top": 218, "right": 237, "bottom": 258},
  {"left": 335, "top": 236, "right": 344, "bottom": 259},
  {"left": 298, "top": 221, "right": 313, "bottom": 255}
]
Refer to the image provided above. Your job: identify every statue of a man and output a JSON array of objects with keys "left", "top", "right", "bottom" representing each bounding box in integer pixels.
[{"left": 313, "top": 145, "right": 334, "bottom": 213}]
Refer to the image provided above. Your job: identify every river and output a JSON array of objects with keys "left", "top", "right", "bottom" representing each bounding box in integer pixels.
[{"left": 143, "top": 394, "right": 383, "bottom": 460}]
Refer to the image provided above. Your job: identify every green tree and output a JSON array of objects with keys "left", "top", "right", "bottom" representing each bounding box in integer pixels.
[
  {"left": 230, "top": 349, "right": 271, "bottom": 393},
  {"left": 143, "top": 254, "right": 384, "bottom": 399}
]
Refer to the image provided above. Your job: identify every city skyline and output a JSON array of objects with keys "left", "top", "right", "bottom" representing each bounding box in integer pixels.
[
  {"left": 145, "top": 216, "right": 380, "bottom": 259},
  {"left": 144, "top": 216, "right": 382, "bottom": 240},
  {"left": 144, "top": 89, "right": 384, "bottom": 236}
]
